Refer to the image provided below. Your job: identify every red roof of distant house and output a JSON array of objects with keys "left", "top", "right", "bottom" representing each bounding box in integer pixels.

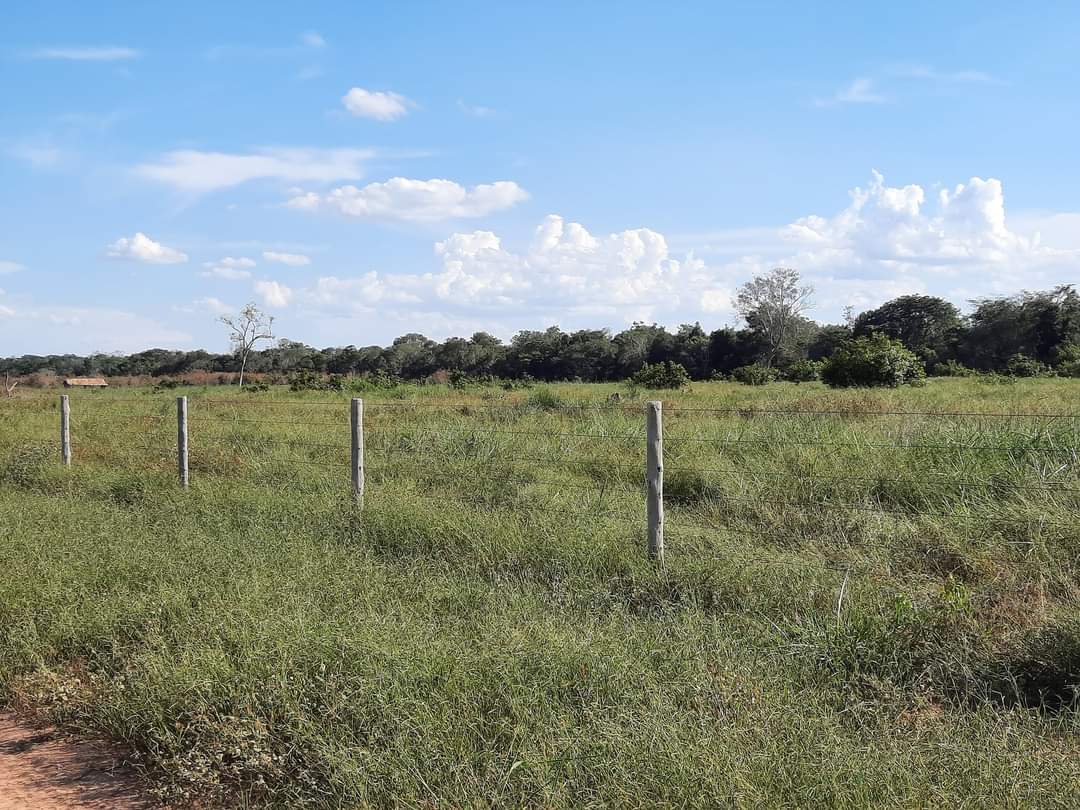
[{"left": 64, "top": 378, "right": 109, "bottom": 387}]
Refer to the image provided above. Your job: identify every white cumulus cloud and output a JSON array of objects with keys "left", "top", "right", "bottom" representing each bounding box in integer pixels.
[
  {"left": 289, "top": 177, "right": 528, "bottom": 222},
  {"left": 107, "top": 233, "right": 188, "bottom": 265},
  {"left": 254, "top": 279, "right": 293, "bottom": 308},
  {"left": 262, "top": 250, "right": 311, "bottom": 266},
  {"left": 781, "top": 171, "right": 1055, "bottom": 273},
  {"left": 277, "top": 173, "right": 1080, "bottom": 342},
  {"left": 287, "top": 215, "right": 722, "bottom": 330},
  {"left": 134, "top": 147, "right": 373, "bottom": 193},
  {"left": 341, "top": 88, "right": 413, "bottom": 121}
]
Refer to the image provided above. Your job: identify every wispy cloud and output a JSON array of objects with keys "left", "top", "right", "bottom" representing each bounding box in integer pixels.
[
  {"left": 888, "top": 64, "right": 996, "bottom": 83},
  {"left": 134, "top": 147, "right": 373, "bottom": 193},
  {"left": 457, "top": 99, "right": 496, "bottom": 118},
  {"left": 176, "top": 297, "right": 233, "bottom": 316},
  {"left": 263, "top": 251, "right": 311, "bottom": 266},
  {"left": 6, "top": 141, "right": 66, "bottom": 168},
  {"left": 815, "top": 78, "right": 886, "bottom": 107},
  {"left": 204, "top": 33, "right": 327, "bottom": 62},
  {"left": 31, "top": 46, "right": 140, "bottom": 62}
]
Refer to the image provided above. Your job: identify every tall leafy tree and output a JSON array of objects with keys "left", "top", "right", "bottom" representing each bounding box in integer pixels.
[
  {"left": 736, "top": 267, "right": 815, "bottom": 367},
  {"left": 853, "top": 295, "right": 961, "bottom": 366}
]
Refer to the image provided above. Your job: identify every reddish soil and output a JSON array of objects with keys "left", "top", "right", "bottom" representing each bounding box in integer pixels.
[{"left": 0, "top": 712, "right": 158, "bottom": 809}]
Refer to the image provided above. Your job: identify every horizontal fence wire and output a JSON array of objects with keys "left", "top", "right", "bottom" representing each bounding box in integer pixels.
[
  {"left": 665, "top": 491, "right": 1077, "bottom": 527},
  {"left": 661, "top": 465, "right": 1080, "bottom": 493},
  {"left": 364, "top": 425, "right": 641, "bottom": 442},
  {"left": 663, "top": 435, "right": 1079, "bottom": 454},
  {"left": 194, "top": 419, "right": 343, "bottom": 432},
  {"left": 370, "top": 486, "right": 640, "bottom": 522},
  {"left": 665, "top": 405, "right": 1080, "bottom": 420},
  {"left": 6, "top": 397, "right": 1078, "bottom": 549},
  {"left": 364, "top": 444, "right": 642, "bottom": 470},
  {"left": 369, "top": 461, "right": 640, "bottom": 492},
  {"left": 13, "top": 396, "right": 1080, "bottom": 421},
  {"left": 198, "top": 436, "right": 351, "bottom": 451}
]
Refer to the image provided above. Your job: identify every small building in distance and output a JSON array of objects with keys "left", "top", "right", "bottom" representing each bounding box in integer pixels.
[{"left": 63, "top": 377, "right": 109, "bottom": 388}]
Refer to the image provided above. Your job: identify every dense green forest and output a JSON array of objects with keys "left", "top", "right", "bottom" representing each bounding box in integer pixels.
[{"left": 3, "top": 285, "right": 1079, "bottom": 382}]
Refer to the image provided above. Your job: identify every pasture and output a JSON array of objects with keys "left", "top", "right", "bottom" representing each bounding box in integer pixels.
[{"left": 1, "top": 378, "right": 1078, "bottom": 807}]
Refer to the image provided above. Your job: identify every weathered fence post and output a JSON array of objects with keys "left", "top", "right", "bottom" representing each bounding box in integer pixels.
[
  {"left": 646, "top": 400, "right": 664, "bottom": 564},
  {"left": 351, "top": 397, "right": 364, "bottom": 506},
  {"left": 60, "top": 394, "right": 71, "bottom": 466},
  {"left": 177, "top": 396, "right": 189, "bottom": 488}
]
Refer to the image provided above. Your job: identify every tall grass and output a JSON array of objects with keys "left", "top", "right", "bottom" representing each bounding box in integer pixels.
[{"left": 0, "top": 378, "right": 1078, "bottom": 807}]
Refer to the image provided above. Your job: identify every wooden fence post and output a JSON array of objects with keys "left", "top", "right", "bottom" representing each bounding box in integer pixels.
[
  {"left": 646, "top": 400, "right": 664, "bottom": 564},
  {"left": 351, "top": 398, "right": 364, "bottom": 506},
  {"left": 177, "top": 396, "right": 189, "bottom": 488},
  {"left": 60, "top": 394, "right": 71, "bottom": 466}
]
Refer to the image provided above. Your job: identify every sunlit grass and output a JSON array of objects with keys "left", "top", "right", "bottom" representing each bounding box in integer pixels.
[{"left": 0, "top": 378, "right": 1078, "bottom": 807}]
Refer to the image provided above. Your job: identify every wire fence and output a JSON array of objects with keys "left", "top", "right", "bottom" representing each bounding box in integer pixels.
[{"left": 2, "top": 393, "right": 1079, "bottom": 578}]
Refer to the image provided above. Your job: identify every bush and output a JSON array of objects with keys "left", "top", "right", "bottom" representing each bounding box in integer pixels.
[
  {"left": 731, "top": 364, "right": 779, "bottom": 386},
  {"left": 821, "top": 334, "right": 925, "bottom": 388},
  {"left": 629, "top": 361, "right": 691, "bottom": 390},
  {"left": 1005, "top": 353, "right": 1048, "bottom": 378},
  {"left": 447, "top": 370, "right": 499, "bottom": 389},
  {"left": 526, "top": 387, "right": 565, "bottom": 411},
  {"left": 501, "top": 374, "right": 534, "bottom": 391},
  {"left": 1054, "top": 344, "right": 1080, "bottom": 378},
  {"left": 347, "top": 371, "right": 402, "bottom": 392},
  {"left": 784, "top": 359, "right": 823, "bottom": 383},
  {"left": 930, "top": 359, "right": 975, "bottom": 377}
]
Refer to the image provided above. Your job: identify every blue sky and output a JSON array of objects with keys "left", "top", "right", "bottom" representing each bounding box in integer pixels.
[{"left": 3, "top": 1, "right": 1080, "bottom": 354}]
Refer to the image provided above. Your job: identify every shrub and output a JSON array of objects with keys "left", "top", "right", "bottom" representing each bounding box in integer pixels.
[
  {"left": 347, "top": 372, "right": 402, "bottom": 392},
  {"left": 931, "top": 359, "right": 975, "bottom": 377},
  {"left": 447, "top": 370, "right": 499, "bottom": 389},
  {"left": 526, "top": 387, "right": 565, "bottom": 411},
  {"left": 243, "top": 380, "right": 270, "bottom": 393},
  {"left": 784, "top": 359, "right": 823, "bottom": 383},
  {"left": 731, "top": 364, "right": 779, "bottom": 386},
  {"left": 289, "top": 370, "right": 331, "bottom": 391},
  {"left": 821, "top": 334, "right": 925, "bottom": 388},
  {"left": 629, "top": 361, "right": 691, "bottom": 390},
  {"left": 1054, "top": 344, "right": 1080, "bottom": 378},
  {"left": 1005, "top": 353, "right": 1048, "bottom": 378},
  {"left": 501, "top": 374, "right": 534, "bottom": 391}
]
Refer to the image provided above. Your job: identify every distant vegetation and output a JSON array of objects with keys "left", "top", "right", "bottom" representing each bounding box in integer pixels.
[{"left": 3, "top": 281, "right": 1079, "bottom": 387}]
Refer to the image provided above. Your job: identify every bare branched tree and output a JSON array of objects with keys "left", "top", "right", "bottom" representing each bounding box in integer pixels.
[
  {"left": 220, "top": 303, "right": 275, "bottom": 389},
  {"left": 3, "top": 372, "right": 17, "bottom": 398},
  {"left": 736, "top": 267, "right": 815, "bottom": 367}
]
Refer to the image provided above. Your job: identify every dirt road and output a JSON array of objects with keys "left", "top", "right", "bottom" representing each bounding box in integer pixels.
[{"left": 0, "top": 712, "right": 155, "bottom": 809}]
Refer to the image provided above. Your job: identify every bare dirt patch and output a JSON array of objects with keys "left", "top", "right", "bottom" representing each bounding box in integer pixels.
[{"left": 0, "top": 712, "right": 158, "bottom": 809}]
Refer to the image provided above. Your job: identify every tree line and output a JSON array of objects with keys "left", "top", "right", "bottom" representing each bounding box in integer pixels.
[{"left": 3, "top": 275, "right": 1079, "bottom": 383}]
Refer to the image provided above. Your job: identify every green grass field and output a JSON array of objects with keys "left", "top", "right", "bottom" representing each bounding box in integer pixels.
[{"left": 1, "top": 378, "right": 1078, "bottom": 807}]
